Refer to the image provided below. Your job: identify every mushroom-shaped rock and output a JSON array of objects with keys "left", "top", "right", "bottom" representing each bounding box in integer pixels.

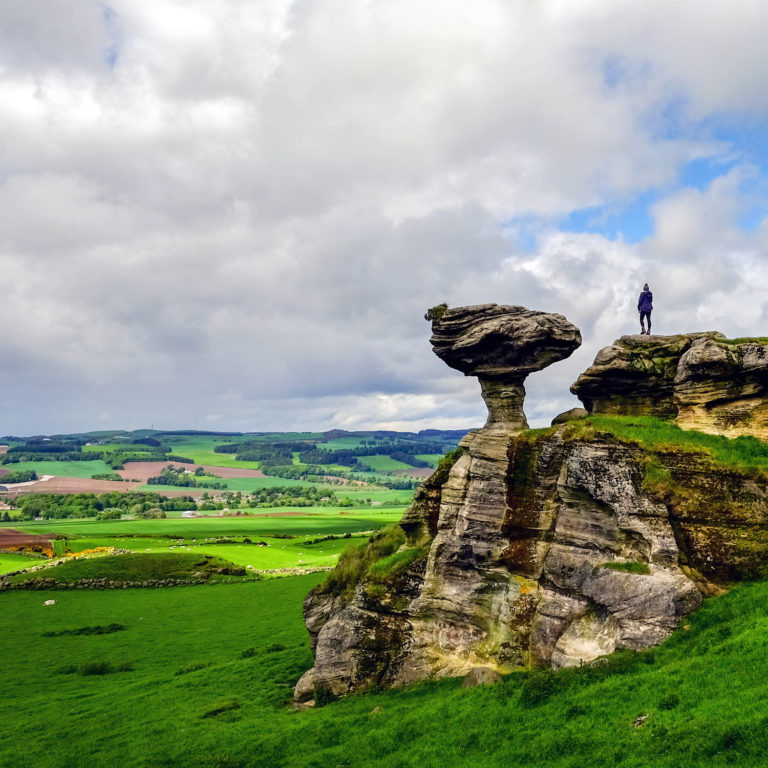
[{"left": 428, "top": 304, "right": 582, "bottom": 429}]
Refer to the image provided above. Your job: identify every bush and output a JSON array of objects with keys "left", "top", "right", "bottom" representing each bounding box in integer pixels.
[
  {"left": 240, "top": 647, "right": 257, "bottom": 659},
  {"left": 314, "top": 684, "right": 337, "bottom": 707},
  {"left": 265, "top": 643, "right": 285, "bottom": 653},
  {"left": 175, "top": 661, "right": 210, "bottom": 676},
  {"left": 518, "top": 669, "right": 563, "bottom": 706},
  {"left": 201, "top": 699, "right": 240, "bottom": 718},
  {"left": 79, "top": 661, "right": 113, "bottom": 676},
  {"left": 658, "top": 693, "right": 681, "bottom": 710}
]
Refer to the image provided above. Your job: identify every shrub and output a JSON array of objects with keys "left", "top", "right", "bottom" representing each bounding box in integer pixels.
[
  {"left": 239, "top": 647, "right": 257, "bottom": 659},
  {"left": 265, "top": 643, "right": 285, "bottom": 653},
  {"left": 175, "top": 661, "right": 210, "bottom": 676},
  {"left": 658, "top": 693, "right": 681, "bottom": 710},
  {"left": 201, "top": 699, "right": 240, "bottom": 718},
  {"left": 314, "top": 684, "right": 337, "bottom": 708},
  {"left": 79, "top": 661, "right": 113, "bottom": 676},
  {"left": 519, "top": 669, "right": 563, "bottom": 706}
]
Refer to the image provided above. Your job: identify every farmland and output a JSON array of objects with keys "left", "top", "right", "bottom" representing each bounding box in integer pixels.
[{"left": 5, "top": 563, "right": 768, "bottom": 766}]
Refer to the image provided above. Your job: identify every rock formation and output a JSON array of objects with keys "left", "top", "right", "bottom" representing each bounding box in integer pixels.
[
  {"left": 294, "top": 310, "right": 768, "bottom": 707},
  {"left": 428, "top": 304, "right": 582, "bottom": 430},
  {"left": 572, "top": 333, "right": 768, "bottom": 439}
]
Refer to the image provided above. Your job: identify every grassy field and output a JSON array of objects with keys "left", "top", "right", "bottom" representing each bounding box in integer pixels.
[
  {"left": 356, "top": 454, "right": 414, "bottom": 471},
  {"left": 11, "top": 510, "right": 406, "bottom": 571},
  {"left": 4, "top": 572, "right": 768, "bottom": 766},
  {"left": 0, "top": 551, "right": 42, "bottom": 574},
  {"left": 7, "top": 552, "right": 246, "bottom": 584},
  {"left": 18, "top": 510, "right": 404, "bottom": 539},
  {"left": 139, "top": 476, "right": 322, "bottom": 493},
  {"left": 154, "top": 436, "right": 264, "bottom": 469},
  {"left": 0, "top": 459, "right": 115, "bottom": 478},
  {"left": 415, "top": 453, "right": 443, "bottom": 468}
]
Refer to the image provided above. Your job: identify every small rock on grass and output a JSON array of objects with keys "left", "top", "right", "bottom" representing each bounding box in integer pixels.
[{"left": 461, "top": 667, "right": 503, "bottom": 687}]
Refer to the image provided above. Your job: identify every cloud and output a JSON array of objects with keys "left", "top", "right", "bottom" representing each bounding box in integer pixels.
[{"left": 2, "top": 1, "right": 768, "bottom": 434}]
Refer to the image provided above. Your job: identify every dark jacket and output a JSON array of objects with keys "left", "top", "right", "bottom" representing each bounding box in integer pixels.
[{"left": 638, "top": 290, "right": 653, "bottom": 313}]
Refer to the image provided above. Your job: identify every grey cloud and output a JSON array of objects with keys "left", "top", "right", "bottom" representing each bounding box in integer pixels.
[{"left": 3, "top": 2, "right": 768, "bottom": 434}]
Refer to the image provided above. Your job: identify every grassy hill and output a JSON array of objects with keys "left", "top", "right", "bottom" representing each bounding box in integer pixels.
[{"left": 3, "top": 573, "right": 768, "bottom": 767}]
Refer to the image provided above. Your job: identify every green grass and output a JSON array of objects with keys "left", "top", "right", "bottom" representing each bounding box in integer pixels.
[
  {"left": 719, "top": 336, "right": 768, "bottom": 345},
  {"left": 7, "top": 552, "right": 245, "bottom": 584},
  {"left": 0, "top": 460, "right": 115, "bottom": 478},
  {"left": 415, "top": 453, "right": 443, "bottom": 467},
  {"left": 356, "top": 454, "right": 414, "bottom": 471},
  {"left": 153, "top": 436, "right": 263, "bottom": 469},
  {"left": 0, "top": 551, "right": 41, "bottom": 574},
  {"left": 5, "top": 574, "right": 768, "bottom": 766},
  {"left": 17, "top": 509, "right": 406, "bottom": 541},
  {"left": 583, "top": 415, "right": 768, "bottom": 472}
]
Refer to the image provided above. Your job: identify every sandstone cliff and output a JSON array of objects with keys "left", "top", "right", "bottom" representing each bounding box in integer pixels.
[
  {"left": 295, "top": 309, "right": 768, "bottom": 707},
  {"left": 572, "top": 333, "right": 768, "bottom": 439}
]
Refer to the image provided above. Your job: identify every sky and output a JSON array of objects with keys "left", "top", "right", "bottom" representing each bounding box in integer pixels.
[{"left": 4, "top": 1, "right": 768, "bottom": 436}]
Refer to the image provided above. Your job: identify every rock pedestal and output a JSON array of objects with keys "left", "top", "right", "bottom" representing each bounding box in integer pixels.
[{"left": 429, "top": 304, "right": 582, "bottom": 430}]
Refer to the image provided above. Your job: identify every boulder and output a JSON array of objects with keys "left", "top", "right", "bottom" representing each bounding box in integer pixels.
[
  {"left": 551, "top": 407, "right": 588, "bottom": 425},
  {"left": 461, "top": 667, "right": 503, "bottom": 687},
  {"left": 429, "top": 304, "right": 581, "bottom": 430}
]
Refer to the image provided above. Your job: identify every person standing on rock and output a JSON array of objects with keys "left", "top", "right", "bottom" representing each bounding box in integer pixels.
[{"left": 638, "top": 283, "right": 653, "bottom": 335}]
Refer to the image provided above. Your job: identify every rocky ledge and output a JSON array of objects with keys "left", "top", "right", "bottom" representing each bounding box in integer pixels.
[{"left": 571, "top": 333, "right": 768, "bottom": 439}]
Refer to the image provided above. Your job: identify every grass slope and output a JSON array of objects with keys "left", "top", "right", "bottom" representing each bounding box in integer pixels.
[
  {"left": 4, "top": 577, "right": 768, "bottom": 766},
  {"left": 8, "top": 552, "right": 244, "bottom": 584}
]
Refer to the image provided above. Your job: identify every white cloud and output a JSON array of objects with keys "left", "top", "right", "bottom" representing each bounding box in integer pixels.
[{"left": 3, "top": 1, "right": 768, "bottom": 434}]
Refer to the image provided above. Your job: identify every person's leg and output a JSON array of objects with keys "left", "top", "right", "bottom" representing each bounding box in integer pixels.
[
  {"left": 640, "top": 312, "right": 647, "bottom": 334},
  {"left": 646, "top": 311, "right": 652, "bottom": 335}
]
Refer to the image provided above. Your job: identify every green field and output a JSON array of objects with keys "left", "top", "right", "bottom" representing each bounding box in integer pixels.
[
  {"left": 0, "top": 459, "right": 115, "bottom": 478},
  {"left": 415, "top": 453, "right": 443, "bottom": 468},
  {"left": 12, "top": 510, "right": 406, "bottom": 572},
  {"left": 154, "top": 436, "right": 264, "bottom": 469},
  {"left": 356, "top": 454, "right": 414, "bottom": 471},
  {"left": 7, "top": 552, "right": 246, "bottom": 584},
  {"left": 4, "top": 573, "right": 768, "bottom": 766},
  {"left": 0, "top": 551, "right": 41, "bottom": 574}
]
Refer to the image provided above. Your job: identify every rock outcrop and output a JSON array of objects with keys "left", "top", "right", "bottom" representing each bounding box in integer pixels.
[
  {"left": 294, "top": 311, "right": 768, "bottom": 707},
  {"left": 572, "top": 333, "right": 768, "bottom": 438},
  {"left": 429, "top": 304, "right": 581, "bottom": 430}
]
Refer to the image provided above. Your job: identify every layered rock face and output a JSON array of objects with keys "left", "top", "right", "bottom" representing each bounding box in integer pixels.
[
  {"left": 429, "top": 304, "right": 581, "bottom": 429},
  {"left": 572, "top": 333, "right": 768, "bottom": 438},
  {"left": 294, "top": 311, "right": 768, "bottom": 707}
]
